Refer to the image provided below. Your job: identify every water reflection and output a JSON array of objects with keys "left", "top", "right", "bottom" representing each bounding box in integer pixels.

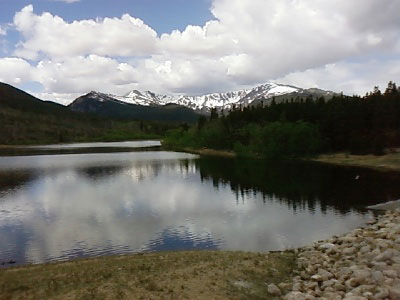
[
  {"left": 197, "top": 158, "right": 400, "bottom": 214},
  {"left": 0, "top": 170, "right": 32, "bottom": 195},
  {"left": 0, "top": 148, "right": 399, "bottom": 265}
]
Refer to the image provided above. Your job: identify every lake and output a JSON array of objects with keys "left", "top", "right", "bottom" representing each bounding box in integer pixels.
[{"left": 0, "top": 140, "right": 399, "bottom": 266}]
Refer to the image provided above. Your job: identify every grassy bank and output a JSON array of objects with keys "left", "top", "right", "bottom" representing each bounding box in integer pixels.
[
  {"left": 0, "top": 251, "right": 295, "bottom": 300},
  {"left": 183, "top": 148, "right": 236, "bottom": 158},
  {"left": 166, "top": 144, "right": 237, "bottom": 158},
  {"left": 169, "top": 142, "right": 400, "bottom": 174},
  {"left": 313, "top": 152, "right": 400, "bottom": 172}
]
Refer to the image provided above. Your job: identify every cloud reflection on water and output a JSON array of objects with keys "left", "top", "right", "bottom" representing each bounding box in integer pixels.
[{"left": 0, "top": 150, "right": 375, "bottom": 265}]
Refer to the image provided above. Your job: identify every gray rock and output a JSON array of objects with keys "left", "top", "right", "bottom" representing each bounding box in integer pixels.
[
  {"left": 375, "top": 249, "right": 394, "bottom": 261},
  {"left": 320, "top": 243, "right": 337, "bottom": 250},
  {"left": 283, "top": 210, "right": 400, "bottom": 300},
  {"left": 278, "top": 282, "right": 292, "bottom": 291},
  {"left": 371, "top": 270, "right": 384, "bottom": 283},
  {"left": 360, "top": 245, "right": 371, "bottom": 254},
  {"left": 311, "top": 274, "right": 323, "bottom": 282},
  {"left": 318, "top": 269, "right": 334, "bottom": 281},
  {"left": 334, "top": 282, "right": 347, "bottom": 292},
  {"left": 338, "top": 267, "right": 352, "bottom": 278},
  {"left": 372, "top": 261, "right": 388, "bottom": 271},
  {"left": 267, "top": 283, "right": 281, "bottom": 296},
  {"left": 232, "top": 280, "right": 252, "bottom": 289},
  {"left": 323, "top": 291, "right": 341, "bottom": 299},
  {"left": 343, "top": 247, "right": 357, "bottom": 256},
  {"left": 342, "top": 236, "right": 357, "bottom": 243},
  {"left": 352, "top": 269, "right": 371, "bottom": 284},
  {"left": 375, "top": 287, "right": 389, "bottom": 299},
  {"left": 392, "top": 257, "right": 400, "bottom": 264},
  {"left": 384, "top": 269, "right": 398, "bottom": 278},
  {"left": 284, "top": 291, "right": 306, "bottom": 300},
  {"left": 376, "top": 239, "right": 390, "bottom": 249},
  {"left": 389, "top": 284, "right": 400, "bottom": 300},
  {"left": 321, "top": 279, "right": 335, "bottom": 289},
  {"left": 292, "top": 281, "right": 303, "bottom": 291},
  {"left": 345, "top": 278, "right": 359, "bottom": 289}
]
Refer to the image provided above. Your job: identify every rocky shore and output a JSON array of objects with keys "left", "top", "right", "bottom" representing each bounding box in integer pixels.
[{"left": 275, "top": 209, "right": 400, "bottom": 300}]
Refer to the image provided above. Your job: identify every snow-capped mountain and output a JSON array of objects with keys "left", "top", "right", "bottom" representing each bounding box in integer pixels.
[{"left": 78, "top": 82, "right": 336, "bottom": 113}]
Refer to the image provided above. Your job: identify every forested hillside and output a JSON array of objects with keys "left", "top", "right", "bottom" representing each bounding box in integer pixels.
[
  {"left": 164, "top": 81, "right": 400, "bottom": 158},
  {"left": 0, "top": 83, "right": 179, "bottom": 145}
]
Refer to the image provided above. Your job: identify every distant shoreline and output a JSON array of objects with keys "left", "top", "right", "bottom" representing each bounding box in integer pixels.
[
  {"left": 4, "top": 141, "right": 400, "bottom": 175},
  {"left": 167, "top": 144, "right": 400, "bottom": 173},
  {"left": 0, "top": 138, "right": 162, "bottom": 148},
  {"left": 166, "top": 145, "right": 400, "bottom": 174},
  {"left": 312, "top": 152, "right": 400, "bottom": 172},
  {"left": 181, "top": 147, "right": 236, "bottom": 158}
]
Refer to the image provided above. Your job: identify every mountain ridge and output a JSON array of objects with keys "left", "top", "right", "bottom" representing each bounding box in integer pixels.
[
  {"left": 76, "top": 82, "right": 337, "bottom": 113},
  {"left": 68, "top": 91, "right": 201, "bottom": 122}
]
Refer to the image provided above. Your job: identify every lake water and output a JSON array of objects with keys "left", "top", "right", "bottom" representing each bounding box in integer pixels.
[{"left": 1, "top": 141, "right": 400, "bottom": 266}]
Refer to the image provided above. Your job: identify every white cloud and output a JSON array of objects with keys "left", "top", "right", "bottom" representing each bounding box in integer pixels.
[
  {"left": 276, "top": 59, "right": 400, "bottom": 96},
  {"left": 0, "top": 57, "right": 33, "bottom": 84},
  {"left": 30, "top": 92, "right": 81, "bottom": 105},
  {"left": 13, "top": 5, "right": 158, "bottom": 60},
  {"left": 1, "top": 1, "right": 400, "bottom": 104}
]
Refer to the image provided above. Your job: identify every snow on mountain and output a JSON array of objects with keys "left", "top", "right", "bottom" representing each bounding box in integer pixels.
[{"left": 85, "top": 82, "right": 332, "bottom": 112}]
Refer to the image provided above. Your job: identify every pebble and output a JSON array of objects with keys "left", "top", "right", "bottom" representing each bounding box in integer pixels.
[
  {"left": 281, "top": 209, "right": 400, "bottom": 300},
  {"left": 267, "top": 283, "right": 281, "bottom": 296}
]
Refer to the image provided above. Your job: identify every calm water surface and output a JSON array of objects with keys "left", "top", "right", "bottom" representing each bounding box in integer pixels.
[{"left": 0, "top": 141, "right": 399, "bottom": 266}]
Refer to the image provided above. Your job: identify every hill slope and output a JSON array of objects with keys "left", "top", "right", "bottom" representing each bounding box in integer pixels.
[
  {"left": 0, "top": 83, "right": 166, "bottom": 145},
  {"left": 0, "top": 82, "right": 73, "bottom": 116}
]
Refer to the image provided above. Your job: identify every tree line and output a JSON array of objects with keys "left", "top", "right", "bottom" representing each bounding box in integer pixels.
[{"left": 164, "top": 81, "right": 400, "bottom": 158}]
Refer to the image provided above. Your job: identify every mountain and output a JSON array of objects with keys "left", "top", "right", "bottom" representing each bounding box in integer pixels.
[
  {"left": 68, "top": 91, "right": 201, "bottom": 122},
  {"left": 0, "top": 82, "right": 175, "bottom": 145},
  {"left": 0, "top": 82, "right": 72, "bottom": 115},
  {"left": 0, "top": 82, "right": 122, "bottom": 145},
  {"left": 250, "top": 87, "right": 338, "bottom": 107},
  {"left": 79, "top": 82, "right": 337, "bottom": 113}
]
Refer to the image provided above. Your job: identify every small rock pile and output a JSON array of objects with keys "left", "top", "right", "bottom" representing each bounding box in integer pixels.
[{"left": 282, "top": 209, "right": 400, "bottom": 300}]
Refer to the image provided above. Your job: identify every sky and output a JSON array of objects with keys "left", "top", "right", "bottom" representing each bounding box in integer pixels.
[{"left": 0, "top": 0, "right": 400, "bottom": 105}]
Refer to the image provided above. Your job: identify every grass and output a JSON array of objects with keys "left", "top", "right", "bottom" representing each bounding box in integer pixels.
[
  {"left": 182, "top": 148, "right": 237, "bottom": 158},
  {"left": 313, "top": 151, "right": 400, "bottom": 172},
  {"left": 0, "top": 250, "right": 296, "bottom": 300}
]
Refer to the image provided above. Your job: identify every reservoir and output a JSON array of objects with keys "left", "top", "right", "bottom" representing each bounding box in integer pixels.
[{"left": 0, "top": 141, "right": 399, "bottom": 265}]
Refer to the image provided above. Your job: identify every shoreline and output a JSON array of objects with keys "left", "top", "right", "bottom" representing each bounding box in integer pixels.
[
  {"left": 4, "top": 141, "right": 400, "bottom": 174},
  {"left": 172, "top": 145, "right": 400, "bottom": 173},
  {"left": 2, "top": 145, "right": 400, "bottom": 298},
  {"left": 1, "top": 208, "right": 399, "bottom": 299},
  {"left": 0, "top": 138, "right": 162, "bottom": 149},
  {"left": 282, "top": 208, "right": 400, "bottom": 299},
  {"left": 0, "top": 250, "right": 296, "bottom": 299},
  {"left": 312, "top": 152, "right": 400, "bottom": 173},
  {"left": 181, "top": 147, "right": 236, "bottom": 158}
]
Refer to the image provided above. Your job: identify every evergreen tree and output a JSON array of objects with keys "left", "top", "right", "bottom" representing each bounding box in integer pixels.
[
  {"left": 373, "top": 86, "right": 381, "bottom": 95},
  {"left": 210, "top": 108, "right": 219, "bottom": 120}
]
